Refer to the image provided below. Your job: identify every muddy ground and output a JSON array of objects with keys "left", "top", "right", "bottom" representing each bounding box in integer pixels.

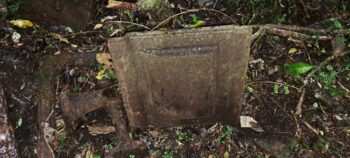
[{"left": 0, "top": 0, "right": 350, "bottom": 158}]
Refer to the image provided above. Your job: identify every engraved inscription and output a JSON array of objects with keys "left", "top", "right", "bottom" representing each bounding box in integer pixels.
[{"left": 142, "top": 45, "right": 218, "bottom": 56}]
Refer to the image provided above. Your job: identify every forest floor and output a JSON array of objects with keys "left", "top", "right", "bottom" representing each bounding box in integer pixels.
[{"left": 0, "top": 0, "right": 350, "bottom": 158}]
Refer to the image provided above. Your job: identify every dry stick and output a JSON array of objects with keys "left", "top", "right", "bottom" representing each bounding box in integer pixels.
[
  {"left": 337, "top": 81, "right": 350, "bottom": 93},
  {"left": 151, "top": 8, "right": 237, "bottom": 31},
  {"left": 110, "top": 21, "right": 151, "bottom": 30},
  {"left": 295, "top": 89, "right": 305, "bottom": 115},
  {"left": 295, "top": 46, "right": 349, "bottom": 116}
]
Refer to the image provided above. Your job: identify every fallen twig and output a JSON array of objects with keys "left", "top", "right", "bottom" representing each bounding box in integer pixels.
[
  {"left": 337, "top": 81, "right": 350, "bottom": 93},
  {"left": 295, "top": 89, "right": 305, "bottom": 116}
]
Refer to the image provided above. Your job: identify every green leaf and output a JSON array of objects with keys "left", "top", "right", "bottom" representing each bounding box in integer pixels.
[
  {"left": 15, "top": 117, "right": 22, "bottom": 129},
  {"left": 176, "top": 131, "right": 190, "bottom": 142},
  {"left": 285, "top": 62, "right": 314, "bottom": 76},
  {"left": 288, "top": 48, "right": 298, "bottom": 54},
  {"left": 273, "top": 84, "right": 279, "bottom": 94},
  {"left": 104, "top": 69, "right": 115, "bottom": 80},
  {"left": 284, "top": 85, "right": 290, "bottom": 94},
  {"left": 189, "top": 20, "right": 205, "bottom": 28},
  {"left": 190, "top": 14, "right": 198, "bottom": 23},
  {"left": 247, "top": 86, "right": 254, "bottom": 93}
]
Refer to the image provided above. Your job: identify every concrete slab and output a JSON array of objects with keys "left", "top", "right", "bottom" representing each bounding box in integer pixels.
[{"left": 108, "top": 25, "right": 252, "bottom": 130}]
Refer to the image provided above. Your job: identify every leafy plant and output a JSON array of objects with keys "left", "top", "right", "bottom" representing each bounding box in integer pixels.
[
  {"left": 276, "top": 13, "right": 286, "bottom": 24},
  {"left": 273, "top": 84, "right": 279, "bottom": 94},
  {"left": 249, "top": 0, "right": 263, "bottom": 6},
  {"left": 281, "top": 138, "right": 298, "bottom": 157},
  {"left": 327, "top": 18, "right": 343, "bottom": 30},
  {"left": 176, "top": 131, "right": 190, "bottom": 142},
  {"left": 129, "top": 155, "right": 136, "bottom": 158},
  {"left": 7, "top": 0, "right": 22, "bottom": 14},
  {"left": 315, "top": 139, "right": 330, "bottom": 151},
  {"left": 93, "top": 155, "right": 102, "bottom": 158},
  {"left": 58, "top": 131, "right": 68, "bottom": 150},
  {"left": 189, "top": 14, "right": 205, "bottom": 28},
  {"left": 162, "top": 150, "right": 174, "bottom": 158},
  {"left": 283, "top": 85, "right": 290, "bottom": 94},
  {"left": 312, "top": 62, "right": 350, "bottom": 97},
  {"left": 103, "top": 143, "right": 114, "bottom": 151},
  {"left": 96, "top": 64, "right": 116, "bottom": 80},
  {"left": 217, "top": 126, "right": 233, "bottom": 143},
  {"left": 124, "top": 10, "right": 134, "bottom": 21}
]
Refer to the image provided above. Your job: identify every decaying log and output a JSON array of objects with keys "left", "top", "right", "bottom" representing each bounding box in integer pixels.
[
  {"left": 59, "top": 89, "right": 121, "bottom": 128},
  {"left": 38, "top": 53, "right": 97, "bottom": 158},
  {"left": 0, "top": 83, "right": 18, "bottom": 158}
]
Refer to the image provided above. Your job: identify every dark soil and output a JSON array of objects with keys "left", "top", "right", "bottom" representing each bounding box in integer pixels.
[{"left": 0, "top": 0, "right": 349, "bottom": 158}]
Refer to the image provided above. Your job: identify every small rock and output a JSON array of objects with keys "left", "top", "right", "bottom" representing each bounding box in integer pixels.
[
  {"left": 86, "top": 124, "right": 115, "bottom": 136},
  {"left": 150, "top": 150, "right": 162, "bottom": 158}
]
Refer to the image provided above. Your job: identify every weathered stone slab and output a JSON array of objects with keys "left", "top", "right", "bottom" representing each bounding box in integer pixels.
[
  {"left": 19, "top": 0, "right": 93, "bottom": 30},
  {"left": 108, "top": 25, "right": 252, "bottom": 130}
]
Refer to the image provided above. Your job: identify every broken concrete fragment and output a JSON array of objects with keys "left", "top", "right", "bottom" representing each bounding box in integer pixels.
[
  {"left": 19, "top": 0, "right": 93, "bottom": 30},
  {"left": 0, "top": 83, "right": 18, "bottom": 158},
  {"left": 108, "top": 25, "right": 252, "bottom": 130},
  {"left": 87, "top": 125, "right": 116, "bottom": 136},
  {"left": 59, "top": 89, "right": 121, "bottom": 128},
  {"left": 137, "top": 0, "right": 173, "bottom": 26}
]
